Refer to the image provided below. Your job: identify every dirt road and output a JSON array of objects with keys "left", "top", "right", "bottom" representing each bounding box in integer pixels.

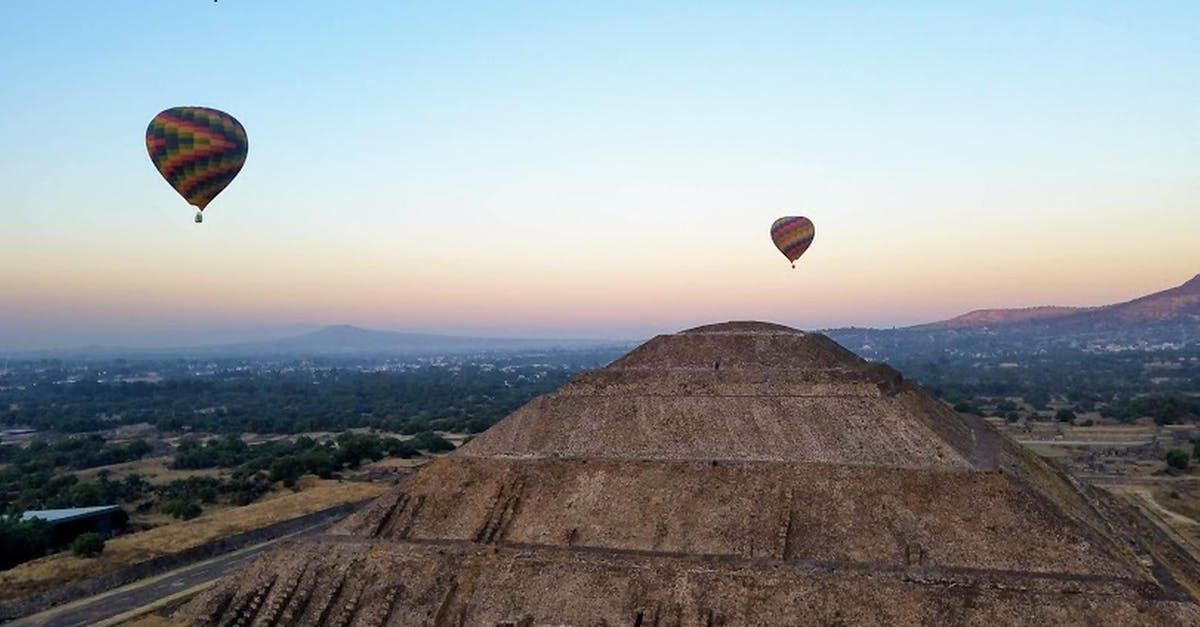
[{"left": 9, "top": 524, "right": 325, "bottom": 627}]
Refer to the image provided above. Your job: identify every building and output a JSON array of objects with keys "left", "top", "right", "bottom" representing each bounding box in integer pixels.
[
  {"left": 177, "top": 322, "right": 1200, "bottom": 625},
  {"left": 20, "top": 505, "right": 128, "bottom": 549}
]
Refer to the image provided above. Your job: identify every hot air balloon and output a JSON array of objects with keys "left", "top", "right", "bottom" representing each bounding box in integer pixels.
[
  {"left": 770, "top": 216, "right": 815, "bottom": 268},
  {"left": 146, "top": 106, "right": 248, "bottom": 223}
]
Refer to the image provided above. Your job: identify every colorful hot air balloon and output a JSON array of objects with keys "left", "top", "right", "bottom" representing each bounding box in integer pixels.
[
  {"left": 146, "top": 106, "right": 248, "bottom": 223},
  {"left": 770, "top": 216, "right": 815, "bottom": 268}
]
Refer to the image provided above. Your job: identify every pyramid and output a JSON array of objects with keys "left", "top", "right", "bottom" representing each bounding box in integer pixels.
[{"left": 177, "top": 322, "right": 1200, "bottom": 625}]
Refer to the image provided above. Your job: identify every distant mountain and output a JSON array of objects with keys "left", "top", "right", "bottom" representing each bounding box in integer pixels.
[
  {"left": 826, "top": 274, "right": 1200, "bottom": 360},
  {"left": 1079, "top": 273, "right": 1200, "bottom": 324},
  {"left": 919, "top": 306, "right": 1087, "bottom": 329},
  {"left": 919, "top": 274, "right": 1200, "bottom": 329},
  {"left": 240, "top": 324, "right": 619, "bottom": 355},
  {"left": 10, "top": 325, "right": 630, "bottom": 358}
]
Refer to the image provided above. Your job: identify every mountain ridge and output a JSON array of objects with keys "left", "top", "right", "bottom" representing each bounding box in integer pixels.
[
  {"left": 186, "top": 324, "right": 628, "bottom": 356},
  {"left": 10, "top": 325, "right": 629, "bottom": 358},
  {"left": 916, "top": 273, "right": 1200, "bottom": 329}
]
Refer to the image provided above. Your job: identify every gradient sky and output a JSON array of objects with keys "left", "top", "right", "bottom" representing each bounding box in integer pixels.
[{"left": 1, "top": 1, "right": 1197, "bottom": 349}]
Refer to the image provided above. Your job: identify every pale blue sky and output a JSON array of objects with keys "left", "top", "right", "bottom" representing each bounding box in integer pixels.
[{"left": 1, "top": 1, "right": 1197, "bottom": 348}]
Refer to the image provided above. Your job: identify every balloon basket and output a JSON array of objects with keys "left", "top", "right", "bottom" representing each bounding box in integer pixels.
[{"left": 194, "top": 211, "right": 203, "bottom": 224}]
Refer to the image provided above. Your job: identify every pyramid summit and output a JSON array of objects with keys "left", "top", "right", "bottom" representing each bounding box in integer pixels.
[
  {"left": 177, "top": 322, "right": 1200, "bottom": 626},
  {"left": 461, "top": 320, "right": 977, "bottom": 469}
]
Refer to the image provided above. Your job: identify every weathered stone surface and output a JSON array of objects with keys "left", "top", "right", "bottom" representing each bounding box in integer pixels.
[{"left": 176, "top": 321, "right": 1200, "bottom": 626}]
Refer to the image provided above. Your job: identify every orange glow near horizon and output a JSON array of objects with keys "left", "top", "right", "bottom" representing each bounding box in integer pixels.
[
  {"left": 4, "top": 218, "right": 1195, "bottom": 342},
  {"left": 2, "top": 2, "right": 1197, "bottom": 348}
]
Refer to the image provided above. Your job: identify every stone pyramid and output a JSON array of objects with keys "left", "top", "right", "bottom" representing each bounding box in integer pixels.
[{"left": 177, "top": 322, "right": 1200, "bottom": 625}]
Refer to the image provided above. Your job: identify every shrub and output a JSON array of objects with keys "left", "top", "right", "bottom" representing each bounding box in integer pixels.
[
  {"left": 1165, "top": 449, "right": 1190, "bottom": 471},
  {"left": 162, "top": 499, "right": 203, "bottom": 520},
  {"left": 0, "top": 518, "right": 53, "bottom": 569},
  {"left": 71, "top": 532, "right": 106, "bottom": 558},
  {"left": 1054, "top": 409, "right": 1076, "bottom": 423},
  {"left": 410, "top": 431, "right": 454, "bottom": 453}
]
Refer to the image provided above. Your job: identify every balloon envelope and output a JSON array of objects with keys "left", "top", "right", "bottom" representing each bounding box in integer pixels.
[
  {"left": 146, "top": 106, "right": 248, "bottom": 211},
  {"left": 770, "top": 216, "right": 815, "bottom": 266}
]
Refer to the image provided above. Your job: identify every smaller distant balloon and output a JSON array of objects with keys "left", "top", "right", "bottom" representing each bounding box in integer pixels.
[{"left": 770, "top": 216, "right": 815, "bottom": 268}]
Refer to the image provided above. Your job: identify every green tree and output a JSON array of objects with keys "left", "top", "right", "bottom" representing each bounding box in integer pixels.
[
  {"left": 71, "top": 532, "right": 106, "bottom": 558},
  {"left": 67, "top": 481, "right": 107, "bottom": 507},
  {"left": 1165, "top": 449, "right": 1190, "bottom": 471},
  {"left": 1024, "top": 389, "right": 1051, "bottom": 410},
  {"left": 410, "top": 431, "right": 454, "bottom": 453},
  {"left": 1055, "top": 409, "right": 1076, "bottom": 423},
  {"left": 162, "top": 499, "right": 203, "bottom": 520},
  {"left": 0, "top": 518, "right": 52, "bottom": 569}
]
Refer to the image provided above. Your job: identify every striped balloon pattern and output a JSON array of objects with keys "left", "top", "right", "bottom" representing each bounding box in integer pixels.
[
  {"left": 770, "top": 216, "right": 815, "bottom": 267},
  {"left": 146, "top": 107, "right": 248, "bottom": 212}
]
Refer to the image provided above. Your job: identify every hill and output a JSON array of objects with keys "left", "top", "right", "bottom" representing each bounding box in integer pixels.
[
  {"left": 828, "top": 274, "right": 1200, "bottom": 360},
  {"left": 11, "top": 325, "right": 626, "bottom": 358},
  {"left": 921, "top": 273, "right": 1200, "bottom": 330},
  {"left": 236, "top": 324, "right": 618, "bottom": 355},
  {"left": 925, "top": 305, "right": 1088, "bottom": 328}
]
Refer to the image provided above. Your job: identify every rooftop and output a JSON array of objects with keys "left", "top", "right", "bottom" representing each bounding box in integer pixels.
[{"left": 20, "top": 505, "right": 121, "bottom": 524}]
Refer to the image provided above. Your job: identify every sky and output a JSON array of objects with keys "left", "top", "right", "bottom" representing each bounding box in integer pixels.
[{"left": 0, "top": 1, "right": 1197, "bottom": 349}]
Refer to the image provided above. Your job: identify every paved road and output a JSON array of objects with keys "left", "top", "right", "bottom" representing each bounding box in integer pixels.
[
  {"left": 1015, "top": 439, "right": 1155, "bottom": 447},
  {"left": 1082, "top": 474, "right": 1200, "bottom": 485},
  {"left": 11, "top": 524, "right": 325, "bottom": 627}
]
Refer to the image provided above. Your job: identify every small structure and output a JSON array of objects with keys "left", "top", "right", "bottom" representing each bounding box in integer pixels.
[{"left": 21, "top": 505, "right": 128, "bottom": 549}]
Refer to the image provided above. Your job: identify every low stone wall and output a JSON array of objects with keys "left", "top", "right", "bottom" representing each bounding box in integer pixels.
[{"left": 0, "top": 498, "right": 372, "bottom": 621}]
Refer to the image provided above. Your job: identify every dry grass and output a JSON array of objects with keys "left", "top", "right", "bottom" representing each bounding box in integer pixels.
[
  {"left": 1025, "top": 444, "right": 1070, "bottom": 459},
  {"left": 1120, "top": 482, "right": 1200, "bottom": 553},
  {"left": 1152, "top": 481, "right": 1200, "bottom": 522},
  {"left": 0, "top": 479, "right": 386, "bottom": 603},
  {"left": 1101, "top": 480, "right": 1200, "bottom": 592},
  {"left": 117, "top": 615, "right": 185, "bottom": 627},
  {"left": 366, "top": 457, "right": 429, "bottom": 469},
  {"left": 76, "top": 457, "right": 226, "bottom": 485}
]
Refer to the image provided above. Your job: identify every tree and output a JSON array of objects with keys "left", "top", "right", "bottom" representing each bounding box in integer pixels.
[
  {"left": 162, "top": 499, "right": 203, "bottom": 520},
  {"left": 71, "top": 532, "right": 106, "bottom": 558},
  {"left": 1165, "top": 449, "right": 1190, "bottom": 471},
  {"left": 67, "top": 481, "right": 106, "bottom": 507},
  {"left": 1024, "top": 389, "right": 1051, "bottom": 411},
  {"left": 1055, "top": 409, "right": 1076, "bottom": 423},
  {"left": 410, "top": 431, "right": 454, "bottom": 453},
  {"left": 0, "top": 518, "right": 52, "bottom": 569}
]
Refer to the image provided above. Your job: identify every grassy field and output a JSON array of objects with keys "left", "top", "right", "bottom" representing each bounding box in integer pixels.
[
  {"left": 366, "top": 456, "right": 429, "bottom": 469},
  {"left": 0, "top": 478, "right": 386, "bottom": 603},
  {"left": 76, "top": 456, "right": 226, "bottom": 485}
]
